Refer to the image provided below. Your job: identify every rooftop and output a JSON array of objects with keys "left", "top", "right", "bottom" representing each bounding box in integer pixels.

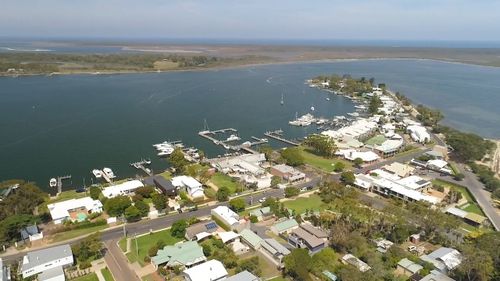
[
  {"left": 183, "top": 259, "right": 228, "bottom": 281},
  {"left": 225, "top": 270, "right": 260, "bottom": 281},
  {"left": 38, "top": 266, "right": 64, "bottom": 281},
  {"left": 211, "top": 206, "right": 240, "bottom": 226},
  {"left": 185, "top": 220, "right": 218, "bottom": 240},
  {"left": 272, "top": 218, "right": 298, "bottom": 233},
  {"left": 151, "top": 241, "right": 205, "bottom": 267},
  {"left": 22, "top": 244, "right": 73, "bottom": 272},
  {"left": 240, "top": 229, "right": 263, "bottom": 248},
  {"left": 102, "top": 180, "right": 144, "bottom": 198}
]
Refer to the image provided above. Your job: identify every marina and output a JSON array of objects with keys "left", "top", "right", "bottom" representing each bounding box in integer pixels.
[
  {"left": 130, "top": 159, "right": 153, "bottom": 176},
  {"left": 264, "top": 130, "right": 300, "bottom": 146}
]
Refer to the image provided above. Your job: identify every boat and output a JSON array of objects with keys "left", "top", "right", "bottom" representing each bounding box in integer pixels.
[
  {"left": 326, "top": 97, "right": 330, "bottom": 101},
  {"left": 102, "top": 167, "right": 116, "bottom": 179},
  {"left": 49, "top": 178, "right": 57, "bottom": 188},
  {"left": 348, "top": 112, "right": 360, "bottom": 117},
  {"left": 310, "top": 106, "right": 315, "bottom": 111},
  {"left": 157, "top": 151, "right": 171, "bottom": 157},
  {"left": 144, "top": 159, "right": 152, "bottom": 165},
  {"left": 280, "top": 93, "right": 284, "bottom": 105},
  {"left": 226, "top": 134, "right": 241, "bottom": 142},
  {"left": 92, "top": 169, "right": 102, "bottom": 178},
  {"left": 289, "top": 113, "right": 315, "bottom": 126},
  {"left": 157, "top": 146, "right": 174, "bottom": 156}
]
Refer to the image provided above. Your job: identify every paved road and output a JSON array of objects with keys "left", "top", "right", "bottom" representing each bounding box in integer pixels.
[{"left": 104, "top": 239, "right": 141, "bottom": 281}]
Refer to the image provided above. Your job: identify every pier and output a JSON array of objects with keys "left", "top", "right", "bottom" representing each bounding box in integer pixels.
[
  {"left": 56, "top": 175, "right": 71, "bottom": 195},
  {"left": 264, "top": 130, "right": 300, "bottom": 146},
  {"left": 199, "top": 128, "right": 268, "bottom": 154},
  {"left": 130, "top": 159, "right": 153, "bottom": 176}
]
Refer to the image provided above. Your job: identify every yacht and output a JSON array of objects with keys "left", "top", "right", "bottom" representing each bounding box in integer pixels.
[
  {"left": 49, "top": 178, "right": 57, "bottom": 188},
  {"left": 144, "top": 159, "right": 152, "bottom": 165},
  {"left": 92, "top": 169, "right": 102, "bottom": 178},
  {"left": 280, "top": 93, "right": 284, "bottom": 105},
  {"left": 226, "top": 134, "right": 241, "bottom": 142},
  {"left": 310, "top": 106, "right": 315, "bottom": 111},
  {"left": 289, "top": 113, "right": 315, "bottom": 126},
  {"left": 103, "top": 167, "right": 116, "bottom": 179},
  {"left": 326, "top": 97, "right": 330, "bottom": 101}
]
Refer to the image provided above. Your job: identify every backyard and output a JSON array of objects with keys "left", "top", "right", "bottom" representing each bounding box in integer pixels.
[
  {"left": 125, "top": 229, "right": 182, "bottom": 266},
  {"left": 209, "top": 172, "right": 243, "bottom": 194},
  {"left": 72, "top": 273, "right": 99, "bottom": 281}
]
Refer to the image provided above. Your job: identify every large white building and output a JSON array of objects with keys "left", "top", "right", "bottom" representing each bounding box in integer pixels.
[
  {"left": 183, "top": 259, "right": 228, "bottom": 281},
  {"left": 407, "top": 125, "right": 430, "bottom": 143},
  {"left": 322, "top": 118, "right": 378, "bottom": 140},
  {"left": 102, "top": 180, "right": 144, "bottom": 198},
  {"left": 21, "top": 244, "right": 73, "bottom": 278},
  {"left": 171, "top": 176, "right": 204, "bottom": 199},
  {"left": 211, "top": 206, "right": 240, "bottom": 229},
  {"left": 336, "top": 149, "right": 380, "bottom": 163},
  {"left": 47, "top": 197, "right": 103, "bottom": 224}
]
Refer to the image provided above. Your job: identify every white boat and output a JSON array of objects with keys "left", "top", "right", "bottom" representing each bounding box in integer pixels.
[
  {"left": 49, "top": 178, "right": 57, "bottom": 187},
  {"left": 326, "top": 97, "right": 330, "bottom": 101},
  {"left": 144, "top": 159, "right": 152, "bottom": 165},
  {"left": 348, "top": 112, "right": 360, "bottom": 117},
  {"left": 157, "top": 147, "right": 174, "bottom": 156},
  {"left": 158, "top": 151, "right": 171, "bottom": 157},
  {"left": 226, "top": 134, "right": 241, "bottom": 142},
  {"left": 280, "top": 93, "right": 284, "bottom": 105},
  {"left": 289, "top": 113, "right": 315, "bottom": 126},
  {"left": 103, "top": 167, "right": 116, "bottom": 179},
  {"left": 92, "top": 169, "right": 102, "bottom": 179},
  {"left": 310, "top": 106, "right": 315, "bottom": 111}
]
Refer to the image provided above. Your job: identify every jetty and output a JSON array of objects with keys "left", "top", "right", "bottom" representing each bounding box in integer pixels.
[
  {"left": 56, "top": 175, "right": 71, "bottom": 195},
  {"left": 130, "top": 159, "right": 152, "bottom": 176},
  {"left": 264, "top": 130, "right": 300, "bottom": 146},
  {"left": 199, "top": 128, "right": 268, "bottom": 154}
]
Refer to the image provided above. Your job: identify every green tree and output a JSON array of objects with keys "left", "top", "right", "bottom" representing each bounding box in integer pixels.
[
  {"left": 368, "top": 95, "right": 382, "bottom": 114},
  {"left": 340, "top": 171, "right": 355, "bottom": 185},
  {"left": 283, "top": 248, "right": 312, "bottom": 281},
  {"left": 135, "top": 186, "right": 155, "bottom": 198},
  {"left": 0, "top": 214, "right": 39, "bottom": 244},
  {"left": 169, "top": 148, "right": 188, "bottom": 173},
  {"left": 151, "top": 193, "right": 167, "bottom": 211},
  {"left": 134, "top": 200, "right": 149, "bottom": 217},
  {"left": 452, "top": 245, "right": 494, "bottom": 281},
  {"left": 229, "top": 198, "right": 246, "bottom": 212},
  {"left": 71, "top": 232, "right": 103, "bottom": 266},
  {"left": 236, "top": 256, "right": 261, "bottom": 276},
  {"left": 171, "top": 219, "right": 188, "bottom": 238},
  {"left": 104, "top": 196, "right": 131, "bottom": 217},
  {"left": 216, "top": 186, "right": 230, "bottom": 202},
  {"left": 353, "top": 157, "right": 363, "bottom": 168},
  {"left": 270, "top": 176, "right": 282, "bottom": 188},
  {"left": 124, "top": 205, "right": 141, "bottom": 222},
  {"left": 304, "top": 134, "right": 337, "bottom": 158},
  {"left": 89, "top": 186, "right": 101, "bottom": 200},
  {"left": 333, "top": 161, "right": 345, "bottom": 172},
  {"left": 310, "top": 248, "right": 337, "bottom": 275},
  {"left": 285, "top": 186, "right": 300, "bottom": 198},
  {"left": 281, "top": 147, "right": 305, "bottom": 166}
]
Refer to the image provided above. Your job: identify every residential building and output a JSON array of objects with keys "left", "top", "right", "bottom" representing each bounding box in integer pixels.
[
  {"left": 288, "top": 223, "right": 328, "bottom": 253},
  {"left": 218, "top": 231, "right": 240, "bottom": 244},
  {"left": 420, "top": 270, "right": 456, "bottom": 281},
  {"left": 21, "top": 244, "right": 73, "bottom": 278},
  {"left": 47, "top": 197, "right": 103, "bottom": 224},
  {"left": 270, "top": 164, "right": 306, "bottom": 183},
  {"left": 20, "top": 225, "right": 43, "bottom": 242},
  {"left": 383, "top": 162, "right": 415, "bottom": 178},
  {"left": 336, "top": 149, "right": 379, "bottom": 163},
  {"left": 397, "top": 258, "right": 423, "bottom": 276},
  {"left": 0, "top": 258, "right": 11, "bottom": 281},
  {"left": 211, "top": 206, "right": 240, "bottom": 229},
  {"left": 225, "top": 270, "right": 260, "bottom": 281},
  {"left": 172, "top": 176, "right": 204, "bottom": 199},
  {"left": 248, "top": 207, "right": 273, "bottom": 221},
  {"left": 183, "top": 259, "right": 228, "bottom": 281},
  {"left": 420, "top": 247, "right": 462, "bottom": 273},
  {"left": 374, "top": 238, "right": 394, "bottom": 253},
  {"left": 407, "top": 125, "right": 430, "bottom": 143},
  {"left": 185, "top": 220, "right": 218, "bottom": 241},
  {"left": 151, "top": 241, "right": 206, "bottom": 269},
  {"left": 38, "top": 266, "right": 65, "bottom": 281},
  {"left": 102, "top": 180, "right": 144, "bottom": 198},
  {"left": 240, "top": 229, "right": 263, "bottom": 250},
  {"left": 260, "top": 238, "right": 291, "bottom": 265},
  {"left": 341, "top": 254, "right": 371, "bottom": 272},
  {"left": 144, "top": 175, "right": 177, "bottom": 196},
  {"left": 373, "top": 138, "right": 404, "bottom": 157},
  {"left": 396, "top": 176, "right": 431, "bottom": 191},
  {"left": 371, "top": 178, "right": 439, "bottom": 204},
  {"left": 270, "top": 218, "right": 299, "bottom": 235}
]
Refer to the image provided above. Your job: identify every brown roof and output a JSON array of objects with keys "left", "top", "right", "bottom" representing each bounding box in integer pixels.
[
  {"left": 300, "top": 223, "right": 328, "bottom": 238},
  {"left": 292, "top": 228, "right": 325, "bottom": 248}
]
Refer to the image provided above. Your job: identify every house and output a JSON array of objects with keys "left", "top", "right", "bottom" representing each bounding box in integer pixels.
[
  {"left": 420, "top": 247, "right": 462, "bottom": 273},
  {"left": 420, "top": 270, "right": 456, "bottom": 281},
  {"left": 371, "top": 178, "right": 439, "bottom": 204},
  {"left": 183, "top": 259, "right": 228, "bottom": 281},
  {"left": 38, "top": 266, "right": 65, "bottom": 281},
  {"left": 102, "top": 180, "right": 144, "bottom": 198},
  {"left": 20, "top": 225, "right": 43, "bottom": 242},
  {"left": 383, "top": 162, "right": 415, "bottom": 178},
  {"left": 21, "top": 244, "right": 73, "bottom": 278},
  {"left": 270, "top": 164, "right": 306, "bottom": 183},
  {"left": 373, "top": 238, "right": 393, "bottom": 253},
  {"left": 288, "top": 224, "right": 328, "bottom": 253},
  {"left": 396, "top": 176, "right": 432, "bottom": 191},
  {"left": 218, "top": 231, "right": 240, "bottom": 244},
  {"left": 209, "top": 153, "right": 271, "bottom": 189},
  {"left": 1, "top": 258, "right": 11, "bottom": 281},
  {"left": 407, "top": 125, "right": 430, "bottom": 143},
  {"left": 211, "top": 206, "right": 240, "bottom": 229},
  {"left": 397, "top": 258, "right": 423, "bottom": 276},
  {"left": 341, "top": 254, "right": 371, "bottom": 272},
  {"left": 336, "top": 149, "right": 379, "bottom": 163},
  {"left": 270, "top": 218, "right": 298, "bottom": 235},
  {"left": 144, "top": 175, "right": 177, "bottom": 196},
  {"left": 373, "top": 139, "right": 404, "bottom": 157},
  {"left": 225, "top": 270, "right": 260, "bottom": 281},
  {"left": 185, "top": 220, "right": 218, "bottom": 241},
  {"left": 240, "top": 229, "right": 263, "bottom": 250},
  {"left": 47, "top": 197, "right": 103, "bottom": 224},
  {"left": 260, "top": 238, "right": 291, "bottom": 265},
  {"left": 172, "top": 176, "right": 204, "bottom": 199},
  {"left": 248, "top": 207, "right": 273, "bottom": 221},
  {"left": 151, "top": 241, "right": 206, "bottom": 269}
]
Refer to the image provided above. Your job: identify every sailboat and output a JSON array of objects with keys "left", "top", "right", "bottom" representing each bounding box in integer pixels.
[{"left": 280, "top": 93, "right": 284, "bottom": 105}]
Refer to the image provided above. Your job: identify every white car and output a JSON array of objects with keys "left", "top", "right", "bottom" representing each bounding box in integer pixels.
[{"left": 258, "top": 197, "right": 267, "bottom": 203}]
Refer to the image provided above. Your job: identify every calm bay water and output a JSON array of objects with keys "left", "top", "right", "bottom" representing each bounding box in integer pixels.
[{"left": 1, "top": 59, "right": 499, "bottom": 191}]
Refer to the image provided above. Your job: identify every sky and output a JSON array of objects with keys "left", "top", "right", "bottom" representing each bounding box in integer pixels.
[{"left": 1, "top": 0, "right": 500, "bottom": 41}]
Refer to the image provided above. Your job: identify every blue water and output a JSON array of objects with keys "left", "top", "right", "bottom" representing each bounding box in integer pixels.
[{"left": 1, "top": 59, "right": 499, "bottom": 190}]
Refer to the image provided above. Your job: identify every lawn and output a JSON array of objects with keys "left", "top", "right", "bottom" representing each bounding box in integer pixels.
[
  {"left": 126, "top": 229, "right": 182, "bottom": 266},
  {"left": 432, "top": 179, "right": 485, "bottom": 216},
  {"left": 72, "top": 273, "right": 99, "bottom": 281},
  {"left": 210, "top": 172, "right": 243, "bottom": 194},
  {"left": 365, "top": 135, "right": 386, "bottom": 146},
  {"left": 47, "top": 190, "right": 88, "bottom": 204},
  {"left": 283, "top": 194, "right": 324, "bottom": 214},
  {"left": 158, "top": 170, "right": 172, "bottom": 180},
  {"left": 101, "top": 268, "right": 115, "bottom": 281},
  {"left": 118, "top": 238, "right": 128, "bottom": 252},
  {"left": 50, "top": 224, "right": 109, "bottom": 242},
  {"left": 298, "top": 147, "right": 352, "bottom": 172}
]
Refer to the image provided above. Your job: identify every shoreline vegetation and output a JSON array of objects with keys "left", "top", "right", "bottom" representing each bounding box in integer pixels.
[{"left": 2, "top": 44, "right": 500, "bottom": 76}]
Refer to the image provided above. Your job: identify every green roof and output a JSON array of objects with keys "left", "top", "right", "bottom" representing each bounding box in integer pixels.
[
  {"left": 151, "top": 241, "right": 205, "bottom": 267},
  {"left": 240, "top": 229, "right": 263, "bottom": 248},
  {"left": 272, "top": 218, "right": 298, "bottom": 233}
]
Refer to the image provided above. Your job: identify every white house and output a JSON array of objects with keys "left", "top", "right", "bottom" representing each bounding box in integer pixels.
[
  {"left": 407, "top": 125, "right": 430, "bottom": 143},
  {"left": 21, "top": 244, "right": 73, "bottom": 278},
  {"left": 102, "top": 180, "right": 144, "bottom": 198},
  {"left": 420, "top": 247, "right": 462, "bottom": 273},
  {"left": 183, "top": 259, "right": 228, "bottom": 281},
  {"left": 47, "top": 197, "right": 103, "bottom": 224},
  {"left": 171, "top": 176, "right": 204, "bottom": 198},
  {"left": 38, "top": 266, "right": 65, "bottom": 281},
  {"left": 211, "top": 206, "right": 240, "bottom": 228}
]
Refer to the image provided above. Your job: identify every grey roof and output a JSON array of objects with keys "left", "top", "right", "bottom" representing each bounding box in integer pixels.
[
  {"left": 225, "top": 270, "right": 260, "bottom": 281},
  {"left": 20, "top": 225, "right": 39, "bottom": 240},
  {"left": 22, "top": 244, "right": 73, "bottom": 272},
  {"left": 420, "top": 270, "right": 456, "bottom": 281},
  {"left": 291, "top": 228, "right": 325, "bottom": 249},
  {"left": 185, "top": 220, "right": 218, "bottom": 240},
  {"left": 38, "top": 266, "right": 64, "bottom": 281},
  {"left": 300, "top": 223, "right": 328, "bottom": 238},
  {"left": 261, "top": 239, "right": 290, "bottom": 256},
  {"left": 153, "top": 176, "right": 177, "bottom": 194}
]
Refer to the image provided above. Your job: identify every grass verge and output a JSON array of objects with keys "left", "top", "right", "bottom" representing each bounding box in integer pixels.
[
  {"left": 101, "top": 268, "right": 115, "bottom": 281},
  {"left": 51, "top": 225, "right": 108, "bottom": 242}
]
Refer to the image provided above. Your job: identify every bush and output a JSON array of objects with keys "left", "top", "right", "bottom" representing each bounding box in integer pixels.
[
  {"left": 216, "top": 186, "right": 230, "bottom": 202},
  {"left": 340, "top": 171, "right": 355, "bottom": 185},
  {"left": 135, "top": 186, "right": 155, "bottom": 198},
  {"left": 134, "top": 200, "right": 150, "bottom": 217},
  {"left": 171, "top": 219, "right": 188, "bottom": 238},
  {"left": 79, "top": 260, "right": 91, "bottom": 270},
  {"left": 285, "top": 186, "right": 300, "bottom": 198},
  {"left": 333, "top": 162, "right": 345, "bottom": 172},
  {"left": 148, "top": 245, "right": 159, "bottom": 257},
  {"left": 229, "top": 198, "right": 246, "bottom": 212},
  {"left": 249, "top": 215, "right": 258, "bottom": 223},
  {"left": 89, "top": 186, "right": 101, "bottom": 200},
  {"left": 280, "top": 147, "right": 305, "bottom": 166}
]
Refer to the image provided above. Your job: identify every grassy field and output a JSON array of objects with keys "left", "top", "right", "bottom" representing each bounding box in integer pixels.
[
  {"left": 101, "top": 268, "right": 115, "bottom": 281},
  {"left": 298, "top": 147, "right": 352, "bottom": 172},
  {"left": 50, "top": 224, "right": 108, "bottom": 242},
  {"left": 126, "top": 229, "right": 182, "bottom": 266},
  {"left": 283, "top": 194, "right": 324, "bottom": 214},
  {"left": 72, "top": 273, "right": 99, "bottom": 281},
  {"left": 432, "top": 179, "right": 485, "bottom": 216},
  {"left": 210, "top": 172, "right": 243, "bottom": 194},
  {"left": 47, "top": 190, "right": 88, "bottom": 204}
]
